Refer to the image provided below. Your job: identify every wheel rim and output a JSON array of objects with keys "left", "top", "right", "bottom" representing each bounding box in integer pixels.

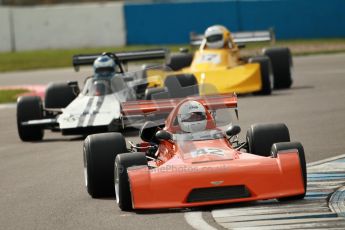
[
  {"left": 115, "top": 161, "right": 120, "bottom": 204},
  {"left": 83, "top": 145, "right": 88, "bottom": 187}
]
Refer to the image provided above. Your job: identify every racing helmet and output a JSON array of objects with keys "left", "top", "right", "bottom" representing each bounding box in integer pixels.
[
  {"left": 204, "top": 25, "right": 231, "bottom": 49},
  {"left": 177, "top": 100, "right": 207, "bottom": 133},
  {"left": 93, "top": 55, "right": 116, "bottom": 78}
]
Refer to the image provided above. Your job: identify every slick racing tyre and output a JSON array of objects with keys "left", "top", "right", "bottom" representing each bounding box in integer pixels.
[
  {"left": 248, "top": 56, "right": 273, "bottom": 95},
  {"left": 263, "top": 47, "right": 293, "bottom": 89},
  {"left": 145, "top": 74, "right": 198, "bottom": 99},
  {"left": 272, "top": 142, "right": 307, "bottom": 200},
  {"left": 246, "top": 123, "right": 290, "bottom": 157},
  {"left": 168, "top": 73, "right": 198, "bottom": 87},
  {"left": 83, "top": 132, "right": 127, "bottom": 198},
  {"left": 164, "top": 74, "right": 199, "bottom": 98},
  {"left": 45, "top": 82, "right": 77, "bottom": 109},
  {"left": 167, "top": 53, "right": 193, "bottom": 71},
  {"left": 17, "top": 96, "right": 44, "bottom": 141},
  {"left": 115, "top": 152, "right": 147, "bottom": 211}
]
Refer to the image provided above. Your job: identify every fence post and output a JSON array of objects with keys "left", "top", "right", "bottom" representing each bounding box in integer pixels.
[{"left": 9, "top": 7, "right": 16, "bottom": 52}]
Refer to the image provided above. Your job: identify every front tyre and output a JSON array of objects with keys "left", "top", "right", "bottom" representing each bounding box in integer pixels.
[
  {"left": 45, "top": 82, "right": 77, "bottom": 109},
  {"left": 272, "top": 142, "right": 307, "bottom": 200},
  {"left": 83, "top": 132, "right": 127, "bottom": 198},
  {"left": 17, "top": 96, "right": 44, "bottom": 141},
  {"left": 167, "top": 53, "right": 193, "bottom": 71},
  {"left": 115, "top": 152, "right": 147, "bottom": 211},
  {"left": 246, "top": 123, "right": 290, "bottom": 157}
]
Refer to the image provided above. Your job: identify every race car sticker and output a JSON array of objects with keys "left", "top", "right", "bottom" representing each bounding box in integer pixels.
[
  {"left": 196, "top": 53, "right": 221, "bottom": 64},
  {"left": 191, "top": 148, "right": 225, "bottom": 158}
]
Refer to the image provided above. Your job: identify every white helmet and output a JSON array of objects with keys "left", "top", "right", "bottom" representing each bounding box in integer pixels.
[
  {"left": 93, "top": 55, "right": 116, "bottom": 78},
  {"left": 204, "top": 25, "right": 229, "bottom": 49},
  {"left": 177, "top": 100, "right": 207, "bottom": 133}
]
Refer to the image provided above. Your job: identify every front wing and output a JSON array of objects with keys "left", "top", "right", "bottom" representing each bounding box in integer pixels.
[{"left": 127, "top": 151, "right": 304, "bottom": 209}]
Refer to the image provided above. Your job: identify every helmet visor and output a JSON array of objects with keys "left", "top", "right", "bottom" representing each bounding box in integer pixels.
[
  {"left": 180, "top": 112, "right": 206, "bottom": 123},
  {"left": 206, "top": 34, "right": 223, "bottom": 43},
  {"left": 95, "top": 67, "right": 115, "bottom": 75}
]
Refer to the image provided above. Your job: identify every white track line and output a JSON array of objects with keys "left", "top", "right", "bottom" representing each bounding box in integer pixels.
[
  {"left": 185, "top": 154, "right": 345, "bottom": 229},
  {"left": 184, "top": 211, "right": 217, "bottom": 230},
  {"left": 308, "top": 154, "right": 345, "bottom": 167},
  {"left": 0, "top": 103, "right": 16, "bottom": 109}
]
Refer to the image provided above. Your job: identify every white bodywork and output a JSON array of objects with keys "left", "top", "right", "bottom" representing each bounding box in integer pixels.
[
  {"left": 58, "top": 94, "right": 122, "bottom": 130},
  {"left": 57, "top": 74, "right": 139, "bottom": 131},
  {"left": 20, "top": 49, "right": 168, "bottom": 138},
  {"left": 21, "top": 72, "right": 146, "bottom": 133}
]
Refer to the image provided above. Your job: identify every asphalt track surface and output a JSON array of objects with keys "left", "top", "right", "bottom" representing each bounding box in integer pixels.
[{"left": 0, "top": 53, "right": 345, "bottom": 230}]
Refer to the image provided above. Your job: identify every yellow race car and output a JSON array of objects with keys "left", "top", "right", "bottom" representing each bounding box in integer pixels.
[{"left": 145, "top": 25, "right": 292, "bottom": 98}]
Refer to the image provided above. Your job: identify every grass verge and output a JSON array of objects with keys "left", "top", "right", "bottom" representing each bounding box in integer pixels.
[
  {"left": 0, "top": 89, "right": 29, "bottom": 104},
  {"left": 0, "top": 39, "right": 344, "bottom": 72},
  {"left": 0, "top": 45, "right": 181, "bottom": 72}
]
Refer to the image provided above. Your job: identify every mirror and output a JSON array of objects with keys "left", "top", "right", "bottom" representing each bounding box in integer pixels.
[
  {"left": 68, "top": 81, "right": 79, "bottom": 87},
  {"left": 226, "top": 125, "right": 241, "bottom": 136},
  {"left": 155, "top": 130, "right": 172, "bottom": 141},
  {"left": 68, "top": 81, "right": 80, "bottom": 95}
]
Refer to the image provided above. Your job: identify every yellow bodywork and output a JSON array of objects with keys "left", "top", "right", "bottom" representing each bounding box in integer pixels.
[{"left": 147, "top": 46, "right": 263, "bottom": 95}]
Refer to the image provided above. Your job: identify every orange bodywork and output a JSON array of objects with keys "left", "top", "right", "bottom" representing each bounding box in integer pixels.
[
  {"left": 122, "top": 95, "right": 305, "bottom": 210},
  {"left": 128, "top": 141, "right": 304, "bottom": 209}
]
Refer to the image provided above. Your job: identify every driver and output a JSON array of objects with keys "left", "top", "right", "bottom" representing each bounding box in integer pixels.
[
  {"left": 204, "top": 25, "right": 233, "bottom": 49},
  {"left": 93, "top": 55, "right": 116, "bottom": 79},
  {"left": 177, "top": 100, "right": 207, "bottom": 133}
]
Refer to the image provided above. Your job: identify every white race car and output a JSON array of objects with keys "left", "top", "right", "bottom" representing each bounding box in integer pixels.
[{"left": 16, "top": 49, "right": 167, "bottom": 141}]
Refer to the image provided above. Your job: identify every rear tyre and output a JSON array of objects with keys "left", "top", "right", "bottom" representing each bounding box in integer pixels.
[
  {"left": 115, "top": 152, "right": 147, "bottom": 211},
  {"left": 83, "top": 132, "right": 127, "bottom": 198},
  {"left": 164, "top": 74, "right": 198, "bottom": 98},
  {"left": 248, "top": 56, "right": 272, "bottom": 95},
  {"left": 272, "top": 142, "right": 307, "bottom": 200},
  {"left": 263, "top": 47, "right": 292, "bottom": 89},
  {"left": 17, "top": 96, "right": 44, "bottom": 141},
  {"left": 45, "top": 82, "right": 77, "bottom": 109},
  {"left": 167, "top": 53, "right": 193, "bottom": 71},
  {"left": 167, "top": 73, "right": 197, "bottom": 87},
  {"left": 246, "top": 123, "right": 290, "bottom": 157}
]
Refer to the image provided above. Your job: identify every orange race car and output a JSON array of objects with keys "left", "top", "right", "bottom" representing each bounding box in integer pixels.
[{"left": 83, "top": 94, "right": 306, "bottom": 211}]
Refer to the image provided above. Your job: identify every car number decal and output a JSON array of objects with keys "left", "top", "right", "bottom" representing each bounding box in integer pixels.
[
  {"left": 196, "top": 54, "right": 221, "bottom": 64},
  {"left": 191, "top": 148, "right": 225, "bottom": 157}
]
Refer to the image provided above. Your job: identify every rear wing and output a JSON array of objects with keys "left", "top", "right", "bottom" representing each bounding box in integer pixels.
[
  {"left": 121, "top": 93, "right": 238, "bottom": 117},
  {"left": 190, "top": 28, "right": 275, "bottom": 46},
  {"left": 72, "top": 48, "right": 168, "bottom": 71}
]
